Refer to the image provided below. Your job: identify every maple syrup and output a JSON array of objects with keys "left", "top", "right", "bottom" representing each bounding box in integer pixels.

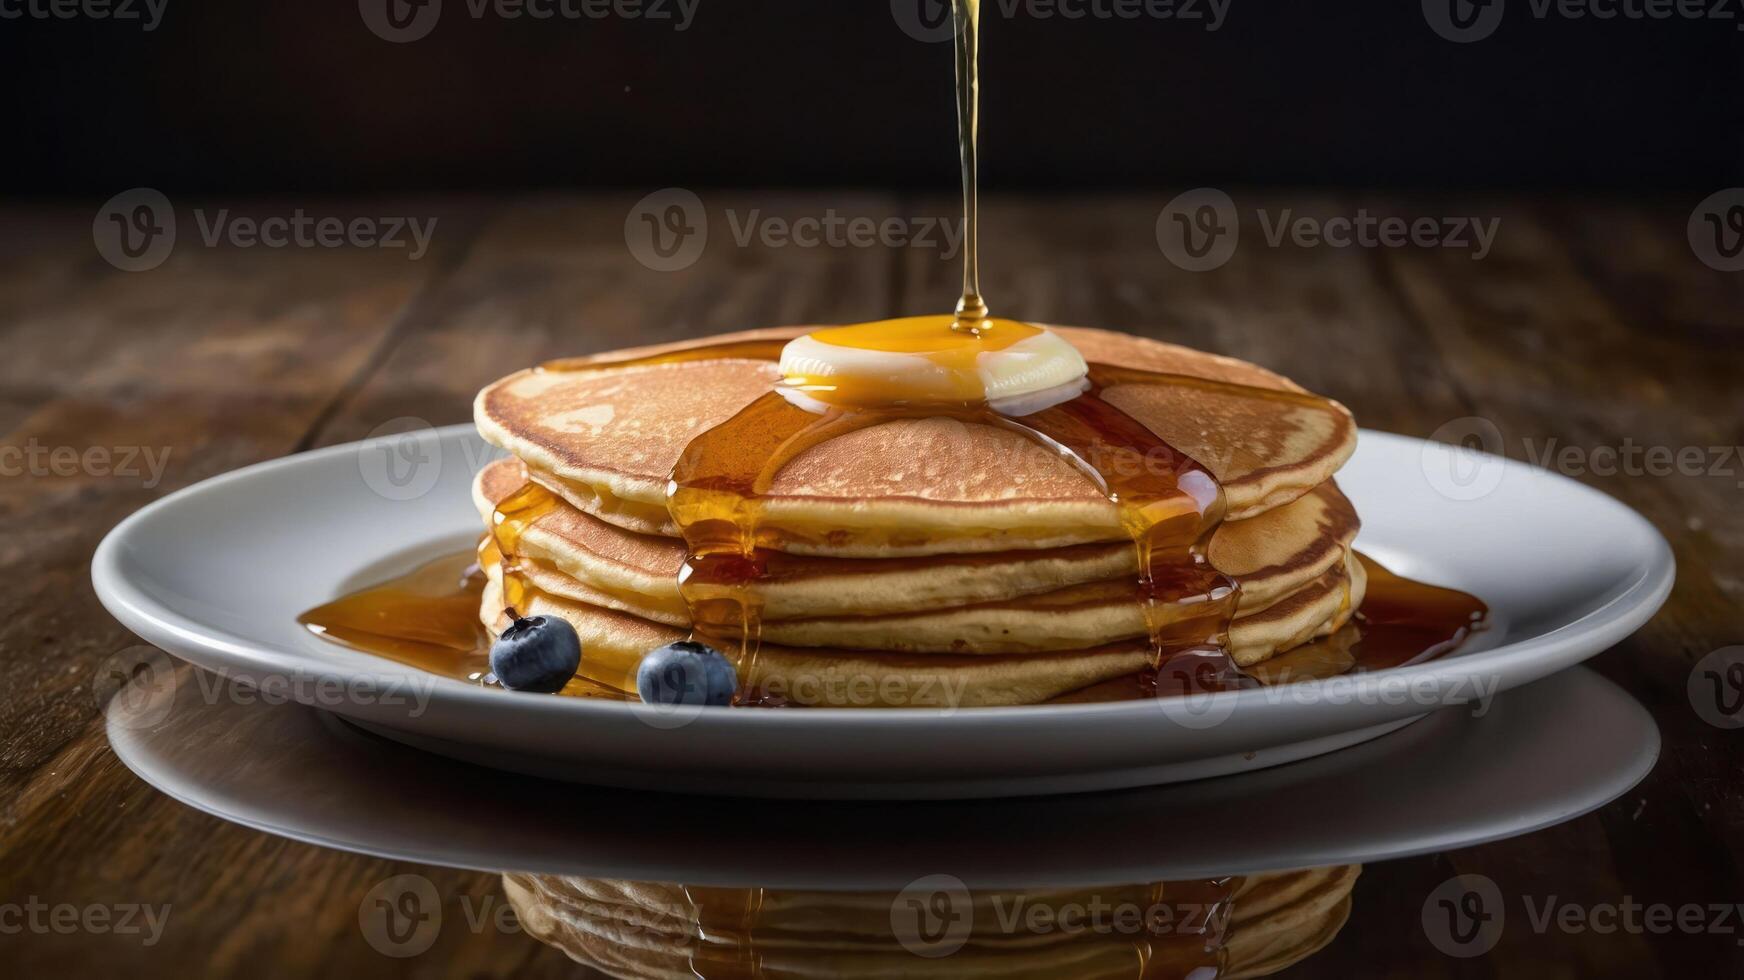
[
  {"left": 297, "top": 543, "right": 630, "bottom": 700},
  {"left": 297, "top": 550, "right": 489, "bottom": 679},
  {"left": 952, "top": 0, "right": 987, "bottom": 328}
]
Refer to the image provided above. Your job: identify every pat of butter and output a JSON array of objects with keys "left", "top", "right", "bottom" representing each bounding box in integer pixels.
[{"left": 777, "top": 316, "right": 1089, "bottom": 414}]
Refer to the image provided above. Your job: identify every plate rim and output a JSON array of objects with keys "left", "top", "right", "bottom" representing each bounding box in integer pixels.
[{"left": 92, "top": 425, "right": 1676, "bottom": 731}]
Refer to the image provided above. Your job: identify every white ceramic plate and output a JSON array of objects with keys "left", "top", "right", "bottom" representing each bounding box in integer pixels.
[{"left": 92, "top": 426, "right": 1673, "bottom": 799}]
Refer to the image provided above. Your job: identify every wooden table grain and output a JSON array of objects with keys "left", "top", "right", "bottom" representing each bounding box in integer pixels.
[{"left": 1, "top": 193, "right": 1740, "bottom": 976}]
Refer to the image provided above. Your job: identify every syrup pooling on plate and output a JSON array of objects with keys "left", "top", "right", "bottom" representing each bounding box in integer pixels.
[
  {"left": 295, "top": 543, "right": 1486, "bottom": 703},
  {"left": 296, "top": 550, "right": 489, "bottom": 678},
  {"left": 296, "top": 544, "right": 630, "bottom": 699}
]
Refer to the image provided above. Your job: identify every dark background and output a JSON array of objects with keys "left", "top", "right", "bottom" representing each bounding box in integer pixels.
[{"left": 2, "top": 0, "right": 1742, "bottom": 196}]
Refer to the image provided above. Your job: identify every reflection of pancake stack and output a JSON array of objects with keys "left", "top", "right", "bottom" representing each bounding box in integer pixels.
[
  {"left": 474, "top": 327, "right": 1363, "bottom": 706},
  {"left": 502, "top": 867, "right": 1359, "bottom": 979}
]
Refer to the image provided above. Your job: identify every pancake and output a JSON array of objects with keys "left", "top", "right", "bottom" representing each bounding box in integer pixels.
[
  {"left": 475, "top": 326, "right": 1358, "bottom": 556},
  {"left": 503, "top": 867, "right": 1359, "bottom": 979},
  {"left": 472, "top": 457, "right": 1360, "bottom": 626},
  {"left": 481, "top": 552, "right": 1363, "bottom": 704},
  {"left": 507, "top": 548, "right": 1363, "bottom": 661}
]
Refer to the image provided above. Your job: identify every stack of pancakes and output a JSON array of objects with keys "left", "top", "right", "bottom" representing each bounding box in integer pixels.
[
  {"left": 474, "top": 326, "right": 1362, "bottom": 707},
  {"left": 502, "top": 867, "right": 1360, "bottom": 978}
]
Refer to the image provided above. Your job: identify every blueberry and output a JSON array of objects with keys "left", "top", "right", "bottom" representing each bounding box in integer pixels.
[
  {"left": 490, "top": 608, "right": 581, "bottom": 693},
  {"left": 636, "top": 640, "right": 738, "bottom": 707}
]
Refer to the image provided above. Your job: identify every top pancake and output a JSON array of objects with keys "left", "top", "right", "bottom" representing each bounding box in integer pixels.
[{"left": 476, "top": 326, "right": 1357, "bottom": 557}]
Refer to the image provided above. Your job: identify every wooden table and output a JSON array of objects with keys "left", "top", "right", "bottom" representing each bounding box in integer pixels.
[{"left": 2, "top": 193, "right": 1740, "bottom": 976}]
